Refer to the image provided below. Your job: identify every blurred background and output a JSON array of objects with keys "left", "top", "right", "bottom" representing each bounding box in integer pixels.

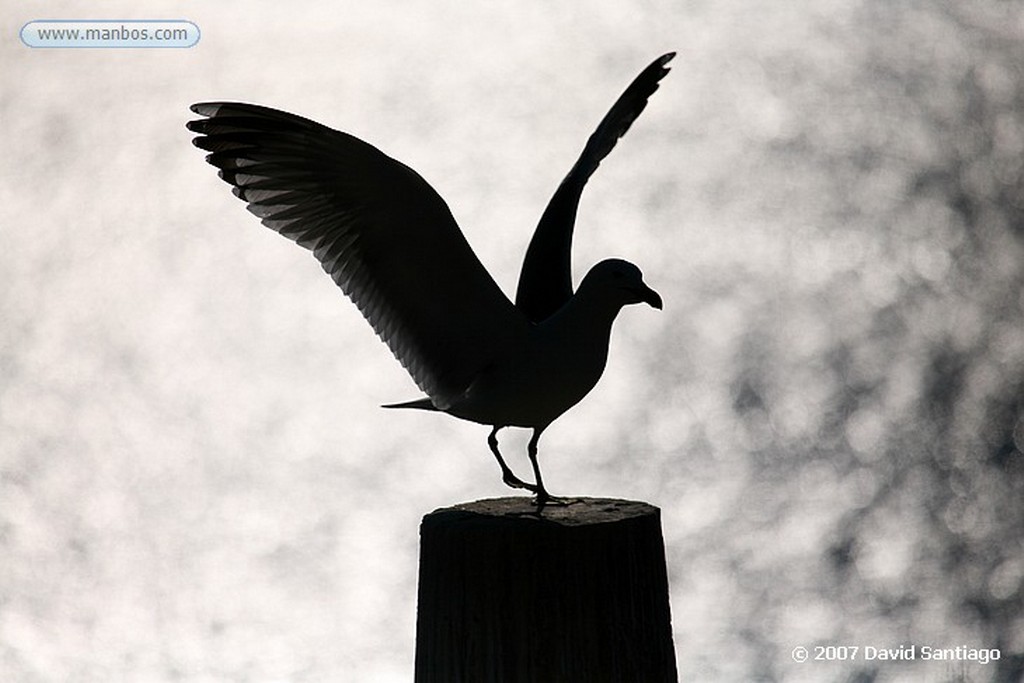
[{"left": 3, "top": 1, "right": 1023, "bottom": 681}]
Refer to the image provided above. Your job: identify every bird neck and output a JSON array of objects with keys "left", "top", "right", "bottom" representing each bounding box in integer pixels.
[{"left": 540, "top": 287, "right": 622, "bottom": 352}]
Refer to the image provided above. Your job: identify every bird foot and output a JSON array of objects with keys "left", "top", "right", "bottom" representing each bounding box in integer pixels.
[
  {"left": 502, "top": 471, "right": 540, "bottom": 494},
  {"left": 532, "top": 493, "right": 575, "bottom": 508}
]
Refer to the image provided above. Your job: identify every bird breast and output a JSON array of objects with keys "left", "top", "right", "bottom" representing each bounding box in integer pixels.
[{"left": 445, "top": 309, "right": 615, "bottom": 429}]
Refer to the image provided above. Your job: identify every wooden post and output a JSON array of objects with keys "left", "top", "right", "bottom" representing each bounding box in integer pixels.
[{"left": 414, "top": 497, "right": 677, "bottom": 683}]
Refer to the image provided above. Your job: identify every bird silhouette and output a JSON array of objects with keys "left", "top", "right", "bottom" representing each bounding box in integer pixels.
[{"left": 187, "top": 52, "right": 673, "bottom": 505}]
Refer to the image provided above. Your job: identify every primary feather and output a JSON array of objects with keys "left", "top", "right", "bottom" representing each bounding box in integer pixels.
[
  {"left": 515, "top": 52, "right": 675, "bottom": 323},
  {"left": 188, "top": 102, "right": 526, "bottom": 410}
]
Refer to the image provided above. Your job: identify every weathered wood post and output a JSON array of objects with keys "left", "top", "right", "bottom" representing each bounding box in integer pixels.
[{"left": 414, "top": 497, "right": 677, "bottom": 682}]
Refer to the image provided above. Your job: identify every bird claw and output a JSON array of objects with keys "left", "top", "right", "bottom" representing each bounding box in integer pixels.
[{"left": 532, "top": 493, "right": 574, "bottom": 508}]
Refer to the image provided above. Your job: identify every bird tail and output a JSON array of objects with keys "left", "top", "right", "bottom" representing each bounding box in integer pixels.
[{"left": 381, "top": 397, "right": 439, "bottom": 411}]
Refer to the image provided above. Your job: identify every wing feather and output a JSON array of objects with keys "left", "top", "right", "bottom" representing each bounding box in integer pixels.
[
  {"left": 188, "top": 102, "right": 524, "bottom": 408},
  {"left": 515, "top": 52, "right": 675, "bottom": 322}
]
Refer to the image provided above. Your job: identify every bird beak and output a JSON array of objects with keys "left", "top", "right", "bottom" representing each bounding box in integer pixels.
[{"left": 639, "top": 284, "right": 663, "bottom": 310}]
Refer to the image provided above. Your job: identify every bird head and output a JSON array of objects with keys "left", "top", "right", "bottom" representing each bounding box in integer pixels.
[{"left": 581, "top": 258, "right": 662, "bottom": 310}]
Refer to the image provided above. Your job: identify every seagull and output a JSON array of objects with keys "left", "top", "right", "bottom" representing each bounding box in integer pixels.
[{"left": 187, "top": 52, "right": 673, "bottom": 505}]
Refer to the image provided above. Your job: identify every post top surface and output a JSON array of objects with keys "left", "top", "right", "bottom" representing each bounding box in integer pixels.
[{"left": 426, "top": 496, "right": 659, "bottom": 527}]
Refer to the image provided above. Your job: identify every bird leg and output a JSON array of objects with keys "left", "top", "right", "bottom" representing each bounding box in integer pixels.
[
  {"left": 488, "top": 426, "right": 539, "bottom": 493},
  {"left": 527, "top": 428, "right": 559, "bottom": 507}
]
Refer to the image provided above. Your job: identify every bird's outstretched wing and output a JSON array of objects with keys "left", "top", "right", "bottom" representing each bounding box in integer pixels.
[
  {"left": 188, "top": 102, "right": 524, "bottom": 409},
  {"left": 514, "top": 52, "right": 675, "bottom": 323}
]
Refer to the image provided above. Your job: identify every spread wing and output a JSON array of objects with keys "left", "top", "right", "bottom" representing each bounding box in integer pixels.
[
  {"left": 514, "top": 52, "right": 675, "bottom": 323},
  {"left": 187, "top": 102, "right": 525, "bottom": 409}
]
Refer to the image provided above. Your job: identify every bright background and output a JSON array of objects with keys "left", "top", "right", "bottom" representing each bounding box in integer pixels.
[{"left": 3, "top": 2, "right": 1023, "bottom": 681}]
